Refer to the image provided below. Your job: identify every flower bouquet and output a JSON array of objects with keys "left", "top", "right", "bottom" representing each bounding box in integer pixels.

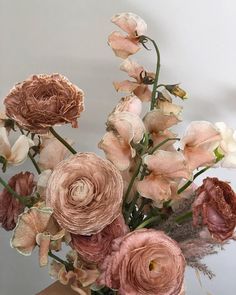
[{"left": 0, "top": 12, "right": 236, "bottom": 295}]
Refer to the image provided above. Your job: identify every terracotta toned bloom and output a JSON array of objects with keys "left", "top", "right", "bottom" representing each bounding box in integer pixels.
[
  {"left": 46, "top": 153, "right": 123, "bottom": 235},
  {"left": 71, "top": 215, "right": 129, "bottom": 265},
  {"left": 99, "top": 229, "right": 185, "bottom": 295},
  {"left": 4, "top": 74, "right": 84, "bottom": 134},
  {"left": 0, "top": 172, "right": 35, "bottom": 231},
  {"left": 193, "top": 177, "right": 236, "bottom": 242}
]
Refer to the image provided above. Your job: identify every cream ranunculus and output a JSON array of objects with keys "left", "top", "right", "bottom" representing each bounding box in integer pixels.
[{"left": 46, "top": 153, "right": 123, "bottom": 235}]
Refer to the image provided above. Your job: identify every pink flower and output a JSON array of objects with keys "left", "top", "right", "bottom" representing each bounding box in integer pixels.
[
  {"left": 137, "top": 150, "right": 191, "bottom": 203},
  {"left": 0, "top": 172, "right": 35, "bottom": 231},
  {"left": 193, "top": 177, "right": 236, "bottom": 242},
  {"left": 112, "top": 95, "right": 142, "bottom": 116},
  {"left": 109, "top": 13, "right": 147, "bottom": 58},
  {"left": 46, "top": 153, "right": 123, "bottom": 235},
  {"left": 71, "top": 215, "right": 129, "bottom": 265},
  {"left": 181, "top": 121, "right": 221, "bottom": 171},
  {"left": 98, "top": 229, "right": 185, "bottom": 295},
  {"left": 113, "top": 59, "right": 155, "bottom": 101},
  {"left": 98, "top": 112, "right": 145, "bottom": 171}
]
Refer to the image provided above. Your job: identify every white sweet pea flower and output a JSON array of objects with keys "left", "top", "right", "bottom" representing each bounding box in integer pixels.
[
  {"left": 215, "top": 122, "right": 236, "bottom": 168},
  {"left": 0, "top": 127, "right": 34, "bottom": 165}
]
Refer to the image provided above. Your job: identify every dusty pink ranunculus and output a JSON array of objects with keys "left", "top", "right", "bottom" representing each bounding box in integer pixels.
[
  {"left": 193, "top": 177, "right": 236, "bottom": 242},
  {"left": 4, "top": 74, "right": 84, "bottom": 134},
  {"left": 0, "top": 172, "right": 35, "bottom": 231},
  {"left": 137, "top": 150, "right": 191, "bottom": 203},
  {"left": 71, "top": 215, "right": 129, "bottom": 265},
  {"left": 98, "top": 229, "right": 186, "bottom": 295},
  {"left": 46, "top": 153, "right": 123, "bottom": 235},
  {"left": 113, "top": 59, "right": 155, "bottom": 101},
  {"left": 181, "top": 121, "right": 221, "bottom": 171},
  {"left": 109, "top": 13, "right": 147, "bottom": 58},
  {"left": 98, "top": 112, "right": 145, "bottom": 171}
]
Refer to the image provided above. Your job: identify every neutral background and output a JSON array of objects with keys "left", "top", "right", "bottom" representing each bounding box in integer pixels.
[{"left": 0, "top": 0, "right": 236, "bottom": 294}]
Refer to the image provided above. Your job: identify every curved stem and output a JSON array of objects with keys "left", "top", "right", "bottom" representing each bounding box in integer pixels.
[
  {"left": 136, "top": 215, "right": 161, "bottom": 229},
  {"left": 49, "top": 127, "right": 77, "bottom": 155},
  {"left": 149, "top": 138, "right": 180, "bottom": 155},
  {"left": 28, "top": 151, "right": 41, "bottom": 174},
  {"left": 48, "top": 250, "right": 74, "bottom": 271}
]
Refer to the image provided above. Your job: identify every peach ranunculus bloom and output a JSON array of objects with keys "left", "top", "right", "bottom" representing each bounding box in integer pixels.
[
  {"left": 4, "top": 74, "right": 84, "bottom": 134},
  {"left": 98, "top": 112, "right": 146, "bottom": 171},
  {"left": 50, "top": 250, "right": 99, "bottom": 295},
  {"left": 46, "top": 153, "right": 123, "bottom": 235},
  {"left": 0, "top": 127, "right": 34, "bottom": 166},
  {"left": 113, "top": 59, "right": 155, "bottom": 101},
  {"left": 71, "top": 215, "right": 129, "bottom": 265},
  {"left": 137, "top": 150, "right": 191, "bottom": 203},
  {"left": 38, "top": 135, "right": 74, "bottom": 171},
  {"left": 98, "top": 229, "right": 186, "bottom": 295},
  {"left": 108, "top": 13, "right": 147, "bottom": 58},
  {"left": 111, "top": 94, "right": 142, "bottom": 116},
  {"left": 11, "top": 207, "right": 67, "bottom": 267},
  {"left": 181, "top": 121, "right": 221, "bottom": 171},
  {"left": 193, "top": 177, "right": 236, "bottom": 242},
  {"left": 0, "top": 172, "right": 36, "bottom": 231}
]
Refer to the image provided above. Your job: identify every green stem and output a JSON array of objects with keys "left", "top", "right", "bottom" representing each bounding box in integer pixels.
[
  {"left": 28, "top": 151, "right": 41, "bottom": 174},
  {"left": 136, "top": 215, "right": 161, "bottom": 229},
  {"left": 175, "top": 211, "right": 193, "bottom": 224},
  {"left": 149, "top": 138, "right": 180, "bottom": 155},
  {"left": 49, "top": 127, "right": 77, "bottom": 155},
  {"left": 141, "top": 36, "right": 161, "bottom": 110},
  {"left": 48, "top": 251, "right": 73, "bottom": 271}
]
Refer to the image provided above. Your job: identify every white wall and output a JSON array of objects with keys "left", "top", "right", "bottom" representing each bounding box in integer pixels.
[{"left": 0, "top": 0, "right": 235, "bottom": 294}]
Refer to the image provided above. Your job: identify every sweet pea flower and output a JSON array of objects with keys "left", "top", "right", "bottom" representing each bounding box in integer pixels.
[
  {"left": 215, "top": 122, "right": 236, "bottom": 168},
  {"left": 0, "top": 127, "right": 34, "bottom": 165},
  {"left": 181, "top": 121, "right": 221, "bottom": 171},
  {"left": 109, "top": 13, "right": 147, "bottom": 58},
  {"left": 99, "top": 112, "right": 146, "bottom": 171},
  {"left": 113, "top": 59, "right": 155, "bottom": 101},
  {"left": 112, "top": 95, "right": 142, "bottom": 116},
  {"left": 137, "top": 150, "right": 191, "bottom": 203}
]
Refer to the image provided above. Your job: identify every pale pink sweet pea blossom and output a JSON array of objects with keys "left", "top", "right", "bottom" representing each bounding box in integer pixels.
[
  {"left": 0, "top": 127, "right": 34, "bottom": 165},
  {"left": 99, "top": 112, "right": 145, "bottom": 171},
  {"left": 215, "top": 122, "right": 236, "bottom": 168},
  {"left": 137, "top": 150, "right": 191, "bottom": 203},
  {"left": 181, "top": 121, "right": 221, "bottom": 171},
  {"left": 112, "top": 95, "right": 142, "bottom": 116},
  {"left": 109, "top": 13, "right": 147, "bottom": 58},
  {"left": 113, "top": 59, "right": 154, "bottom": 101}
]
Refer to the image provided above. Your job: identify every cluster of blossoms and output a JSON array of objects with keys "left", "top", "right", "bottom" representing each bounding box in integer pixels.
[{"left": 0, "top": 12, "right": 236, "bottom": 295}]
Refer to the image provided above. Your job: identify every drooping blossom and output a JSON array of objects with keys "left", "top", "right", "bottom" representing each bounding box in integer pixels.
[
  {"left": 38, "top": 135, "right": 74, "bottom": 171},
  {"left": 11, "top": 207, "right": 67, "bottom": 266},
  {"left": 193, "top": 177, "right": 236, "bottom": 242},
  {"left": 108, "top": 13, "right": 147, "bottom": 58},
  {"left": 71, "top": 215, "right": 129, "bottom": 265},
  {"left": 215, "top": 122, "right": 236, "bottom": 168},
  {"left": 165, "top": 84, "right": 187, "bottom": 99},
  {"left": 113, "top": 59, "right": 155, "bottom": 101},
  {"left": 98, "top": 112, "right": 145, "bottom": 171},
  {"left": 181, "top": 121, "right": 221, "bottom": 171},
  {"left": 98, "top": 229, "right": 186, "bottom": 295},
  {"left": 0, "top": 127, "right": 34, "bottom": 165},
  {"left": 50, "top": 250, "right": 99, "bottom": 295},
  {"left": 0, "top": 172, "right": 36, "bottom": 231},
  {"left": 46, "top": 153, "right": 123, "bottom": 235},
  {"left": 4, "top": 74, "right": 84, "bottom": 134},
  {"left": 137, "top": 150, "right": 191, "bottom": 203},
  {"left": 112, "top": 95, "right": 142, "bottom": 116}
]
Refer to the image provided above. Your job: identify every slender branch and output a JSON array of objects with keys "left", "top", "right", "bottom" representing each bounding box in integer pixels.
[
  {"left": 136, "top": 215, "right": 161, "bottom": 229},
  {"left": 28, "top": 151, "right": 41, "bottom": 174},
  {"left": 48, "top": 250, "right": 74, "bottom": 271},
  {"left": 149, "top": 138, "right": 180, "bottom": 155},
  {"left": 175, "top": 211, "right": 193, "bottom": 224},
  {"left": 49, "top": 127, "right": 77, "bottom": 155}
]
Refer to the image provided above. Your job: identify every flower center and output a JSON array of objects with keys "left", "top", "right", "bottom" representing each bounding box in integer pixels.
[
  {"left": 149, "top": 259, "right": 160, "bottom": 272},
  {"left": 71, "top": 180, "right": 89, "bottom": 202}
]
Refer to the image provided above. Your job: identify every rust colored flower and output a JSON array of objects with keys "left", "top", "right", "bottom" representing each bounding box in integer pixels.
[
  {"left": 71, "top": 215, "right": 129, "bottom": 265},
  {"left": 0, "top": 172, "right": 35, "bottom": 231},
  {"left": 98, "top": 229, "right": 185, "bottom": 295},
  {"left": 193, "top": 177, "right": 236, "bottom": 242},
  {"left": 46, "top": 153, "right": 123, "bottom": 235},
  {"left": 4, "top": 74, "right": 84, "bottom": 134}
]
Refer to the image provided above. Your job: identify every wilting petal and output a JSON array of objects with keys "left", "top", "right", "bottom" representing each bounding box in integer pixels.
[
  {"left": 111, "top": 12, "right": 147, "bottom": 36},
  {"left": 120, "top": 59, "right": 144, "bottom": 79},
  {"left": 134, "top": 84, "right": 152, "bottom": 102},
  {"left": 113, "top": 80, "right": 139, "bottom": 93},
  {"left": 36, "top": 233, "right": 51, "bottom": 267},
  {"left": 8, "top": 135, "right": 34, "bottom": 165},
  {"left": 11, "top": 207, "right": 53, "bottom": 256},
  {"left": 108, "top": 31, "right": 140, "bottom": 59},
  {"left": 112, "top": 95, "right": 142, "bottom": 115},
  {"left": 157, "top": 100, "right": 183, "bottom": 120},
  {"left": 144, "top": 109, "right": 180, "bottom": 133},
  {"left": 0, "top": 127, "right": 11, "bottom": 158},
  {"left": 37, "top": 169, "right": 52, "bottom": 199}
]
